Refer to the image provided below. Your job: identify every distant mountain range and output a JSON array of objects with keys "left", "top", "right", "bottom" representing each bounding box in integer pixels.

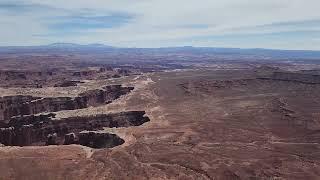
[
  {"left": 46, "top": 43, "right": 113, "bottom": 48},
  {"left": 0, "top": 43, "right": 114, "bottom": 49},
  {"left": 1, "top": 43, "right": 320, "bottom": 60}
]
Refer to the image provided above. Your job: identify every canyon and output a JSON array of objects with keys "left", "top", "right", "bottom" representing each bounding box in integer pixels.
[
  {"left": 0, "top": 50, "right": 320, "bottom": 179},
  {"left": 0, "top": 85, "right": 134, "bottom": 121},
  {"left": 0, "top": 111, "right": 149, "bottom": 148},
  {"left": 0, "top": 82, "right": 149, "bottom": 149}
]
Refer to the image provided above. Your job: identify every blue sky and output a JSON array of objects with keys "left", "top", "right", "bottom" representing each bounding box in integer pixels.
[{"left": 0, "top": 0, "right": 320, "bottom": 50}]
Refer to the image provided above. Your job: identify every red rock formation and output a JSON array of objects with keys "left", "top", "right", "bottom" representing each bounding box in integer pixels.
[
  {"left": 72, "top": 70, "right": 96, "bottom": 77},
  {"left": 0, "top": 85, "right": 134, "bottom": 121},
  {"left": 263, "top": 71, "right": 320, "bottom": 84},
  {"left": 46, "top": 133, "right": 58, "bottom": 145},
  {"left": 54, "top": 80, "right": 83, "bottom": 87},
  {"left": 0, "top": 111, "right": 149, "bottom": 148},
  {"left": 78, "top": 131, "right": 124, "bottom": 148},
  {"left": 0, "top": 127, "right": 14, "bottom": 145},
  {"left": 64, "top": 133, "right": 76, "bottom": 145}
]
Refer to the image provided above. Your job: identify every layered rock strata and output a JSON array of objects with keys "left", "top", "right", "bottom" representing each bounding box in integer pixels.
[
  {"left": 0, "top": 111, "right": 149, "bottom": 148},
  {"left": 0, "top": 85, "right": 134, "bottom": 121}
]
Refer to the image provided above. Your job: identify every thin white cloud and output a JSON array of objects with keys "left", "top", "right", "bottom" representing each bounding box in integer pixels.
[{"left": 0, "top": 0, "right": 319, "bottom": 49}]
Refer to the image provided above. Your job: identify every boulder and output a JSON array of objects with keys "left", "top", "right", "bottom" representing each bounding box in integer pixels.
[
  {"left": 46, "top": 133, "right": 58, "bottom": 145},
  {"left": 64, "top": 133, "right": 77, "bottom": 145}
]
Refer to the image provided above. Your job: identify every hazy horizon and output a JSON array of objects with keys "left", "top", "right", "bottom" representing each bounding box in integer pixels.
[
  {"left": 2, "top": 42, "right": 320, "bottom": 52},
  {"left": 1, "top": 0, "right": 320, "bottom": 50}
]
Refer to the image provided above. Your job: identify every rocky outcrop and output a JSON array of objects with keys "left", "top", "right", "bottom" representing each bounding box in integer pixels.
[
  {"left": 54, "top": 80, "right": 83, "bottom": 87},
  {"left": 0, "top": 70, "right": 54, "bottom": 88},
  {"left": 115, "top": 68, "right": 131, "bottom": 76},
  {"left": 262, "top": 72, "right": 320, "bottom": 84},
  {"left": 0, "top": 85, "right": 134, "bottom": 121},
  {"left": 46, "top": 133, "right": 58, "bottom": 145},
  {"left": 99, "top": 67, "right": 113, "bottom": 72},
  {"left": 180, "top": 79, "right": 255, "bottom": 94},
  {"left": 0, "top": 111, "right": 149, "bottom": 148},
  {"left": 0, "top": 67, "right": 122, "bottom": 88},
  {"left": 0, "top": 96, "right": 40, "bottom": 121},
  {"left": 78, "top": 131, "right": 124, "bottom": 148},
  {"left": 64, "top": 133, "right": 76, "bottom": 145},
  {"left": 63, "top": 131, "right": 124, "bottom": 148},
  {"left": 72, "top": 70, "right": 96, "bottom": 77},
  {"left": 0, "top": 70, "right": 52, "bottom": 81},
  {"left": 78, "top": 85, "right": 134, "bottom": 107},
  {"left": 0, "top": 127, "right": 15, "bottom": 145}
]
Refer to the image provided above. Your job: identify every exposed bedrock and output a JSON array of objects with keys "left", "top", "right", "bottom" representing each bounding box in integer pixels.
[
  {"left": 72, "top": 70, "right": 96, "bottom": 77},
  {"left": 0, "top": 70, "right": 55, "bottom": 88},
  {"left": 0, "top": 111, "right": 149, "bottom": 148},
  {"left": 0, "top": 85, "right": 134, "bottom": 121},
  {"left": 54, "top": 80, "right": 84, "bottom": 87},
  {"left": 261, "top": 71, "right": 320, "bottom": 84},
  {"left": 77, "top": 131, "right": 124, "bottom": 148},
  {"left": 0, "top": 70, "right": 53, "bottom": 81},
  {"left": 180, "top": 71, "right": 320, "bottom": 95}
]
